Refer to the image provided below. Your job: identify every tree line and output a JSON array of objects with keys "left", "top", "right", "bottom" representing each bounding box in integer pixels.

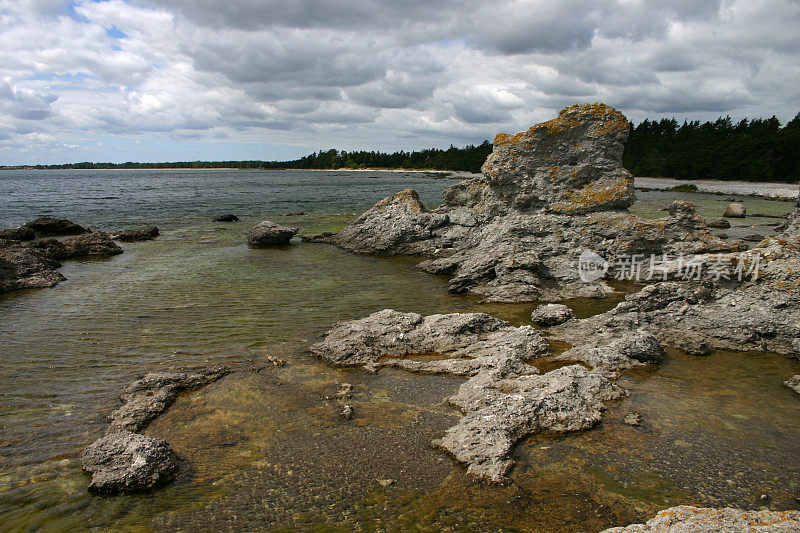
[{"left": 5, "top": 112, "right": 798, "bottom": 182}]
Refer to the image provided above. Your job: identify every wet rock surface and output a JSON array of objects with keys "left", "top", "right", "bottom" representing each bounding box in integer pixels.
[
  {"left": 23, "top": 217, "right": 89, "bottom": 237},
  {"left": 311, "top": 309, "right": 668, "bottom": 482},
  {"left": 213, "top": 214, "right": 239, "bottom": 222},
  {"left": 0, "top": 240, "right": 65, "bottom": 293},
  {"left": 82, "top": 366, "right": 230, "bottom": 494},
  {"left": 248, "top": 220, "right": 298, "bottom": 246},
  {"left": 601, "top": 505, "right": 800, "bottom": 532},
  {"left": 0, "top": 226, "right": 36, "bottom": 241},
  {"left": 81, "top": 431, "right": 179, "bottom": 494},
  {"left": 107, "top": 367, "right": 230, "bottom": 433},
  {"left": 111, "top": 226, "right": 160, "bottom": 242},
  {"left": 319, "top": 104, "right": 738, "bottom": 302}
]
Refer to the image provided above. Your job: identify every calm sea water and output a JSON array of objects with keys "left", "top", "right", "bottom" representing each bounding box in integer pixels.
[{"left": 1, "top": 170, "right": 798, "bottom": 531}]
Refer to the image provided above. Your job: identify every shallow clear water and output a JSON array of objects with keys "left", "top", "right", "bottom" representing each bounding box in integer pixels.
[{"left": 0, "top": 170, "right": 798, "bottom": 532}]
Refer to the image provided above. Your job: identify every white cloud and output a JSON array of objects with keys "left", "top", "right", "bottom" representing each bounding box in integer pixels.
[{"left": 0, "top": 0, "right": 798, "bottom": 163}]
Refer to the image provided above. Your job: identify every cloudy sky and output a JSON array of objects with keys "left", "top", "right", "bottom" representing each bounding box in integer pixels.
[{"left": 1, "top": 0, "right": 798, "bottom": 164}]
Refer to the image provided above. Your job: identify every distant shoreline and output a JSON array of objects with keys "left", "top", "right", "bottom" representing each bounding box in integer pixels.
[{"left": 635, "top": 176, "right": 798, "bottom": 201}]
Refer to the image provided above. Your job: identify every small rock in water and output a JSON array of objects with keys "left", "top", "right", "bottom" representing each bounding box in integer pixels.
[
  {"left": 341, "top": 404, "right": 353, "bottom": 420},
  {"left": 335, "top": 383, "right": 354, "bottom": 399},
  {"left": 623, "top": 412, "right": 642, "bottom": 426},
  {"left": 285, "top": 211, "right": 306, "bottom": 216},
  {"left": 247, "top": 220, "right": 298, "bottom": 246},
  {"left": 707, "top": 217, "right": 731, "bottom": 229},
  {"left": 723, "top": 202, "right": 747, "bottom": 218},
  {"left": 743, "top": 233, "right": 764, "bottom": 242},
  {"left": 81, "top": 431, "right": 179, "bottom": 494},
  {"left": 715, "top": 232, "right": 729, "bottom": 239},
  {"left": 111, "top": 226, "right": 159, "bottom": 242},
  {"left": 531, "top": 303, "right": 575, "bottom": 327},
  {"left": 213, "top": 214, "right": 239, "bottom": 222},
  {"left": 377, "top": 478, "right": 395, "bottom": 487}
]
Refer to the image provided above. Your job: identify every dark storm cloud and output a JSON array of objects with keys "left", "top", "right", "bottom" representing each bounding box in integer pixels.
[{"left": 1, "top": 0, "right": 799, "bottom": 163}]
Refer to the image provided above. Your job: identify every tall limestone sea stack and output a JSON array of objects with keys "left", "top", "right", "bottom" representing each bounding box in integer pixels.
[{"left": 326, "top": 103, "right": 737, "bottom": 302}]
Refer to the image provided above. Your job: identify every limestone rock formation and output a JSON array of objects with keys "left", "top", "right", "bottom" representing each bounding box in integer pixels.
[
  {"left": 311, "top": 309, "right": 666, "bottom": 482},
  {"left": 30, "top": 233, "right": 123, "bottom": 260},
  {"left": 107, "top": 367, "right": 230, "bottom": 433},
  {"left": 248, "top": 220, "right": 298, "bottom": 246},
  {"left": 320, "top": 103, "right": 738, "bottom": 302},
  {"left": 81, "top": 431, "right": 179, "bottom": 494},
  {"left": 600, "top": 505, "right": 800, "bottom": 532},
  {"left": 481, "top": 102, "right": 634, "bottom": 214},
  {"left": 531, "top": 303, "right": 574, "bottom": 326},
  {"left": 111, "top": 226, "right": 160, "bottom": 242}
]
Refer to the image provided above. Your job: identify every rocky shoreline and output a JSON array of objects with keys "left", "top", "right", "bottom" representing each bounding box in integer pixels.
[{"left": 0, "top": 217, "right": 159, "bottom": 295}]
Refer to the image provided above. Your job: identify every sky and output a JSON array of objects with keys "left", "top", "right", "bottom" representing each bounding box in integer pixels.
[{"left": 0, "top": 0, "right": 798, "bottom": 165}]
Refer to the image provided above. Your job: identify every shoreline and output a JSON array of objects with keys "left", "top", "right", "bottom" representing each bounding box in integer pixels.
[{"left": 634, "top": 176, "right": 798, "bottom": 200}]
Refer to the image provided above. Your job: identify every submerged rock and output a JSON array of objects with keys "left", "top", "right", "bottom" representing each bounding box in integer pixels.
[
  {"left": 23, "top": 217, "right": 88, "bottom": 237},
  {"left": 81, "top": 431, "right": 179, "bottom": 494},
  {"left": 707, "top": 217, "right": 731, "bottom": 229},
  {"left": 601, "top": 505, "right": 800, "bottom": 532},
  {"left": 107, "top": 366, "right": 230, "bottom": 433},
  {"left": 111, "top": 226, "right": 159, "bottom": 242},
  {"left": 248, "top": 220, "right": 298, "bottom": 246},
  {"left": 324, "top": 103, "right": 737, "bottom": 302},
  {"left": 723, "top": 202, "right": 747, "bottom": 218},
  {"left": 311, "top": 309, "right": 664, "bottom": 482},
  {"left": 213, "top": 214, "right": 239, "bottom": 222},
  {"left": 531, "top": 303, "right": 574, "bottom": 326}
]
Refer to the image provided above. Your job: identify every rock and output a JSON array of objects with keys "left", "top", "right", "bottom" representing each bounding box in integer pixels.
[
  {"left": 107, "top": 367, "right": 230, "bottom": 433},
  {"left": 785, "top": 375, "right": 800, "bottom": 396},
  {"left": 716, "top": 232, "right": 728, "bottom": 239},
  {"left": 600, "top": 505, "right": 800, "bottom": 532},
  {"left": 310, "top": 309, "right": 549, "bottom": 375},
  {"left": 743, "top": 233, "right": 764, "bottom": 242},
  {"left": 213, "top": 214, "right": 239, "bottom": 222},
  {"left": 23, "top": 217, "right": 88, "bottom": 237},
  {"left": 482, "top": 102, "right": 634, "bottom": 214},
  {"left": 675, "top": 339, "right": 712, "bottom": 357},
  {"left": 707, "top": 217, "right": 731, "bottom": 229},
  {"left": 0, "top": 240, "right": 65, "bottom": 293},
  {"left": 723, "top": 203, "right": 747, "bottom": 218},
  {"left": 324, "top": 104, "right": 738, "bottom": 302},
  {"left": 531, "top": 303, "right": 575, "bottom": 326},
  {"left": 247, "top": 220, "right": 298, "bottom": 246},
  {"left": 81, "top": 431, "right": 179, "bottom": 494},
  {"left": 331, "top": 189, "right": 446, "bottom": 255},
  {"left": 0, "top": 226, "right": 36, "bottom": 241},
  {"left": 285, "top": 211, "right": 306, "bottom": 216},
  {"left": 550, "top": 237, "right": 800, "bottom": 357},
  {"left": 111, "top": 227, "right": 159, "bottom": 242},
  {"left": 341, "top": 405, "right": 353, "bottom": 420},
  {"left": 777, "top": 186, "right": 800, "bottom": 236},
  {"left": 623, "top": 412, "right": 642, "bottom": 426},
  {"left": 435, "top": 364, "right": 625, "bottom": 482},
  {"left": 312, "top": 309, "right": 633, "bottom": 482},
  {"left": 301, "top": 232, "right": 335, "bottom": 243},
  {"left": 60, "top": 233, "right": 123, "bottom": 259},
  {"left": 553, "top": 330, "right": 665, "bottom": 371}
]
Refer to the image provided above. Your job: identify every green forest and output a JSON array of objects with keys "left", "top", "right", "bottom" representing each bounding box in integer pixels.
[{"left": 9, "top": 112, "right": 800, "bottom": 182}]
